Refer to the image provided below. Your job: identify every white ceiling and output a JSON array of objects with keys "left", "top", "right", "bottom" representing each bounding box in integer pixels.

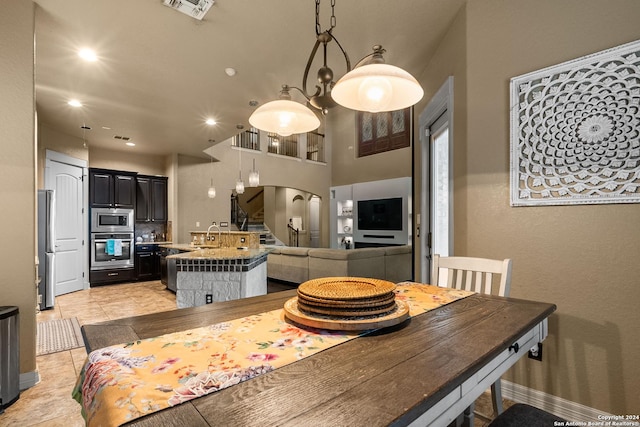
[{"left": 34, "top": 0, "right": 465, "bottom": 158}]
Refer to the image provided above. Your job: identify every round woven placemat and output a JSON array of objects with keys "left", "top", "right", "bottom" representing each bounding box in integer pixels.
[
  {"left": 297, "top": 277, "right": 396, "bottom": 300},
  {"left": 297, "top": 299, "right": 397, "bottom": 317},
  {"left": 283, "top": 297, "right": 410, "bottom": 331},
  {"left": 297, "top": 292, "right": 396, "bottom": 308}
]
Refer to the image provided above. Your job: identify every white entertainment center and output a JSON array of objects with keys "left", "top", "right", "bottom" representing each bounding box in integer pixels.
[{"left": 330, "top": 177, "right": 412, "bottom": 249}]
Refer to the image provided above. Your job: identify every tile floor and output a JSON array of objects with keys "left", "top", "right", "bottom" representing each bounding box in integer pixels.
[
  {"left": 2, "top": 281, "right": 178, "bottom": 427},
  {"left": 1, "top": 279, "right": 507, "bottom": 427}
]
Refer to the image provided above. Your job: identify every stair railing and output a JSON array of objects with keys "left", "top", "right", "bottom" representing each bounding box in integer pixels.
[{"left": 287, "top": 223, "right": 299, "bottom": 247}]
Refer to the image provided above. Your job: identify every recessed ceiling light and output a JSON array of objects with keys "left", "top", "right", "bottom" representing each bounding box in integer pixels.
[
  {"left": 102, "top": 126, "right": 111, "bottom": 130},
  {"left": 224, "top": 67, "right": 237, "bottom": 77},
  {"left": 68, "top": 99, "right": 82, "bottom": 107},
  {"left": 125, "top": 142, "right": 135, "bottom": 147},
  {"left": 206, "top": 118, "right": 217, "bottom": 126},
  {"left": 78, "top": 48, "right": 98, "bottom": 62}
]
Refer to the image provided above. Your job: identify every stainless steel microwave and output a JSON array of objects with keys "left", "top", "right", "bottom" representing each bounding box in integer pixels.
[{"left": 91, "top": 208, "right": 134, "bottom": 233}]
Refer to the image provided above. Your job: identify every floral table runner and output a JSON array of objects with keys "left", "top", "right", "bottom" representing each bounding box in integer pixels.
[{"left": 72, "top": 283, "right": 473, "bottom": 427}]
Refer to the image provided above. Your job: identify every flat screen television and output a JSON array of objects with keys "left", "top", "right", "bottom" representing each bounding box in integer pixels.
[{"left": 357, "top": 197, "right": 403, "bottom": 231}]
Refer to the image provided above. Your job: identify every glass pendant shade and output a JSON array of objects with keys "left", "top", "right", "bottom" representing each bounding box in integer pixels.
[
  {"left": 207, "top": 186, "right": 216, "bottom": 198},
  {"left": 331, "top": 63, "right": 424, "bottom": 112},
  {"left": 249, "top": 170, "right": 259, "bottom": 187},
  {"left": 249, "top": 159, "right": 259, "bottom": 187},
  {"left": 249, "top": 99, "right": 320, "bottom": 137},
  {"left": 235, "top": 179, "right": 245, "bottom": 194},
  {"left": 207, "top": 160, "right": 216, "bottom": 198}
]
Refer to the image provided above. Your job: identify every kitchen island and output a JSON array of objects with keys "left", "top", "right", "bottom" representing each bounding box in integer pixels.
[{"left": 163, "top": 244, "right": 270, "bottom": 308}]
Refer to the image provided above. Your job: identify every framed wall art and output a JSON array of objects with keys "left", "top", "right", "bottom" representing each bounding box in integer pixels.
[
  {"left": 357, "top": 108, "right": 411, "bottom": 157},
  {"left": 510, "top": 39, "right": 640, "bottom": 206}
]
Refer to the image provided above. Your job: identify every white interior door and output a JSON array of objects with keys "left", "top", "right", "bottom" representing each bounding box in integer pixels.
[{"left": 45, "top": 154, "right": 86, "bottom": 295}]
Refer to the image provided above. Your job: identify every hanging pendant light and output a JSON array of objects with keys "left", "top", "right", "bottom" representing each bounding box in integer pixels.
[
  {"left": 235, "top": 138, "right": 245, "bottom": 194},
  {"left": 331, "top": 45, "right": 424, "bottom": 112},
  {"left": 249, "top": 158, "right": 260, "bottom": 187},
  {"left": 249, "top": 85, "right": 320, "bottom": 136},
  {"left": 235, "top": 171, "right": 245, "bottom": 194},
  {"left": 207, "top": 179, "right": 216, "bottom": 198},
  {"left": 207, "top": 156, "right": 216, "bottom": 198}
]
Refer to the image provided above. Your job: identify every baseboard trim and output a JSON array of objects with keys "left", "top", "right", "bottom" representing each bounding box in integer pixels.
[
  {"left": 19, "top": 370, "right": 40, "bottom": 390},
  {"left": 501, "top": 379, "right": 612, "bottom": 421}
]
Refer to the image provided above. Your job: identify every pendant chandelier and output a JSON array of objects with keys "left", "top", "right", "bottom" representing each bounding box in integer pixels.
[
  {"left": 248, "top": 0, "right": 424, "bottom": 135},
  {"left": 249, "top": 158, "right": 260, "bottom": 187}
]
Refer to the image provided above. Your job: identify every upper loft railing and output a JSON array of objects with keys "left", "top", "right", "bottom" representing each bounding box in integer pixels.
[
  {"left": 232, "top": 127, "right": 260, "bottom": 151},
  {"left": 267, "top": 133, "right": 298, "bottom": 158},
  {"left": 306, "top": 131, "right": 324, "bottom": 162},
  {"left": 266, "top": 131, "right": 325, "bottom": 162},
  {"left": 232, "top": 127, "right": 325, "bottom": 162}
]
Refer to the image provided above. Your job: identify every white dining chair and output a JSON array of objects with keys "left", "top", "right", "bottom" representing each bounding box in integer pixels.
[{"left": 431, "top": 254, "right": 513, "bottom": 420}]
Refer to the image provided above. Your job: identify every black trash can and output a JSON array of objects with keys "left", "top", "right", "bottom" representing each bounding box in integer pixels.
[{"left": 0, "top": 306, "right": 19, "bottom": 413}]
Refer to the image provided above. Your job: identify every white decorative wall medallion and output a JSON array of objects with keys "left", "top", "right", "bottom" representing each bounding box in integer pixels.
[{"left": 510, "top": 39, "right": 640, "bottom": 206}]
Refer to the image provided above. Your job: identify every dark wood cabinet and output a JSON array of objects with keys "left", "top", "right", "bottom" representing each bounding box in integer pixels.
[
  {"left": 114, "top": 175, "right": 136, "bottom": 208},
  {"left": 89, "top": 169, "right": 136, "bottom": 209},
  {"left": 135, "top": 244, "right": 160, "bottom": 280},
  {"left": 136, "top": 176, "right": 167, "bottom": 223},
  {"left": 89, "top": 268, "right": 136, "bottom": 286}
]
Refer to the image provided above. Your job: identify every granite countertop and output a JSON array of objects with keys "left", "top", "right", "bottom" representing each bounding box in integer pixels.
[
  {"left": 166, "top": 246, "right": 271, "bottom": 260},
  {"left": 188, "top": 230, "right": 260, "bottom": 234},
  {"left": 159, "top": 243, "right": 199, "bottom": 251}
]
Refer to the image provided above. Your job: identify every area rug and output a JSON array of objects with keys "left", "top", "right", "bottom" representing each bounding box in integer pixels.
[{"left": 37, "top": 317, "right": 84, "bottom": 356}]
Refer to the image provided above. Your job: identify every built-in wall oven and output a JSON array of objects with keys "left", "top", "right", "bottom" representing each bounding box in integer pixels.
[
  {"left": 90, "top": 233, "right": 134, "bottom": 270},
  {"left": 90, "top": 208, "right": 135, "bottom": 278}
]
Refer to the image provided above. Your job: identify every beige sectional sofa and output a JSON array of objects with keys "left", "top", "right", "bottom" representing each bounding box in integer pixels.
[{"left": 266, "top": 245, "right": 412, "bottom": 285}]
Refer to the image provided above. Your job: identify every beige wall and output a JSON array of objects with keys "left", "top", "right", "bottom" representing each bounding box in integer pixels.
[
  {"left": 88, "top": 146, "right": 169, "bottom": 177},
  {"left": 413, "top": 4, "right": 468, "bottom": 271},
  {"left": 37, "top": 123, "right": 171, "bottom": 186},
  {"left": 37, "top": 124, "right": 89, "bottom": 188},
  {"left": 330, "top": 107, "right": 413, "bottom": 187},
  {"left": 177, "top": 154, "right": 227, "bottom": 243},
  {"left": 415, "top": 0, "right": 640, "bottom": 414},
  {"left": 1, "top": 0, "right": 37, "bottom": 377}
]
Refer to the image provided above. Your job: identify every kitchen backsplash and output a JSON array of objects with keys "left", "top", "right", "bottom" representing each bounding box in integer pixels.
[{"left": 135, "top": 222, "right": 168, "bottom": 242}]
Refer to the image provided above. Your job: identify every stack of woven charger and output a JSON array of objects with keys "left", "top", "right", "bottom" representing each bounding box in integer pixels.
[{"left": 283, "top": 277, "right": 410, "bottom": 331}]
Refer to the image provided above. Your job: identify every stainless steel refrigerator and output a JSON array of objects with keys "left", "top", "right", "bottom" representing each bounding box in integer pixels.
[{"left": 37, "top": 190, "right": 56, "bottom": 310}]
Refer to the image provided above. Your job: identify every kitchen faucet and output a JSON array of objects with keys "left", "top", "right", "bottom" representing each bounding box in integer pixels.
[
  {"left": 225, "top": 223, "right": 231, "bottom": 247},
  {"left": 206, "top": 223, "right": 221, "bottom": 247}
]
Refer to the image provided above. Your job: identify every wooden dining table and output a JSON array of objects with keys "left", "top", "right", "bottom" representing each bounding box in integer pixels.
[{"left": 80, "top": 287, "right": 556, "bottom": 427}]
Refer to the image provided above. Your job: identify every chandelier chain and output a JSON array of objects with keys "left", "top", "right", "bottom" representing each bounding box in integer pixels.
[{"left": 315, "top": 0, "right": 336, "bottom": 36}]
